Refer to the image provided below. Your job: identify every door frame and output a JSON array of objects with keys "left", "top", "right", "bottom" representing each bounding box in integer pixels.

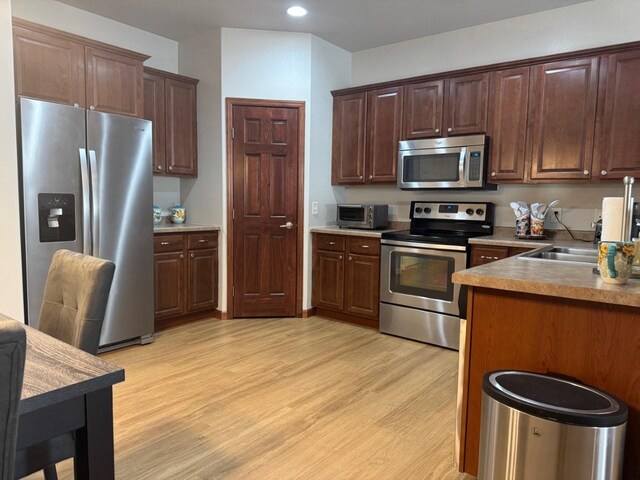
[{"left": 225, "top": 98, "right": 306, "bottom": 319}]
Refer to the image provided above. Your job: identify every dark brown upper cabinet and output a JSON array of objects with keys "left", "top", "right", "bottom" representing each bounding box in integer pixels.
[
  {"left": 528, "top": 57, "right": 599, "bottom": 181},
  {"left": 366, "top": 86, "right": 403, "bottom": 183},
  {"left": 403, "top": 80, "right": 444, "bottom": 139},
  {"left": 593, "top": 49, "right": 640, "bottom": 180},
  {"left": 143, "top": 67, "right": 199, "bottom": 177},
  {"left": 332, "top": 88, "right": 402, "bottom": 186},
  {"left": 332, "top": 92, "right": 367, "bottom": 184},
  {"left": 444, "top": 73, "right": 490, "bottom": 136},
  {"left": 12, "top": 19, "right": 148, "bottom": 118},
  {"left": 487, "top": 67, "right": 530, "bottom": 182}
]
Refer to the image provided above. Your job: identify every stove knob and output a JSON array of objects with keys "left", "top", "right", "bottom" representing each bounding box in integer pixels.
[
  {"left": 476, "top": 208, "right": 485, "bottom": 216},
  {"left": 424, "top": 207, "right": 431, "bottom": 214},
  {"left": 415, "top": 207, "right": 423, "bottom": 214},
  {"left": 466, "top": 208, "right": 474, "bottom": 216}
]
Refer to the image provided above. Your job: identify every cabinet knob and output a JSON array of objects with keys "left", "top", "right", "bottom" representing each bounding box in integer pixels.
[
  {"left": 157, "top": 165, "right": 163, "bottom": 170},
  {"left": 338, "top": 255, "right": 343, "bottom": 260},
  {"left": 601, "top": 170, "right": 608, "bottom": 176},
  {"left": 180, "top": 254, "right": 184, "bottom": 259},
  {"left": 447, "top": 127, "right": 452, "bottom": 133},
  {"left": 190, "top": 253, "right": 195, "bottom": 258},
  {"left": 435, "top": 128, "right": 440, "bottom": 134},
  {"left": 368, "top": 175, "right": 373, "bottom": 180},
  {"left": 359, "top": 175, "right": 363, "bottom": 180},
  {"left": 169, "top": 165, "right": 174, "bottom": 171},
  {"left": 491, "top": 171, "right": 496, "bottom": 177},
  {"left": 348, "top": 256, "right": 352, "bottom": 261},
  {"left": 583, "top": 169, "right": 590, "bottom": 176},
  {"left": 89, "top": 106, "right": 95, "bottom": 111},
  {"left": 73, "top": 103, "right": 80, "bottom": 108}
]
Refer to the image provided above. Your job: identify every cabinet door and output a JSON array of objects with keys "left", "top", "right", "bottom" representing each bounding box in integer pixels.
[
  {"left": 470, "top": 246, "right": 509, "bottom": 267},
  {"left": 13, "top": 25, "right": 85, "bottom": 107},
  {"left": 366, "top": 87, "right": 403, "bottom": 183},
  {"left": 529, "top": 57, "right": 598, "bottom": 181},
  {"left": 165, "top": 78, "right": 197, "bottom": 176},
  {"left": 403, "top": 80, "right": 444, "bottom": 139},
  {"left": 594, "top": 50, "right": 640, "bottom": 179},
  {"left": 312, "top": 250, "right": 345, "bottom": 311},
  {"left": 154, "top": 252, "right": 186, "bottom": 318},
  {"left": 344, "top": 253, "right": 380, "bottom": 319},
  {"left": 444, "top": 73, "right": 490, "bottom": 136},
  {"left": 332, "top": 92, "right": 366, "bottom": 184},
  {"left": 187, "top": 248, "right": 218, "bottom": 312},
  {"left": 487, "top": 67, "right": 530, "bottom": 182},
  {"left": 144, "top": 71, "right": 166, "bottom": 174},
  {"left": 85, "top": 46, "right": 144, "bottom": 117}
]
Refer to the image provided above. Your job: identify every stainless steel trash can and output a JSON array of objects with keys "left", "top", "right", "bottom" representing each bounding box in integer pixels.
[{"left": 478, "top": 370, "right": 627, "bottom": 480}]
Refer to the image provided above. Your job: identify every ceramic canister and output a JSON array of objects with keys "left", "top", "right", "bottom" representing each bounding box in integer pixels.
[
  {"left": 153, "top": 205, "right": 162, "bottom": 225},
  {"left": 171, "top": 205, "right": 186, "bottom": 224}
]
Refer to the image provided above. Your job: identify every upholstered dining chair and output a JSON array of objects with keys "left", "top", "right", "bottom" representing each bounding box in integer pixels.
[
  {"left": 0, "top": 318, "right": 26, "bottom": 480},
  {"left": 14, "top": 250, "right": 115, "bottom": 480}
]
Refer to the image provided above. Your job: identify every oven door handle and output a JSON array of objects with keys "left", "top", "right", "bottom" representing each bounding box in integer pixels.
[
  {"left": 458, "top": 147, "right": 468, "bottom": 187},
  {"left": 380, "top": 239, "right": 467, "bottom": 252}
]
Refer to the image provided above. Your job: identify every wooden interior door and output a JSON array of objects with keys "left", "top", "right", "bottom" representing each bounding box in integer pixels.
[{"left": 232, "top": 105, "right": 300, "bottom": 317}]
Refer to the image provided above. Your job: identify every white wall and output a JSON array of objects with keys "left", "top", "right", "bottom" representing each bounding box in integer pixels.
[
  {"left": 344, "top": 0, "right": 640, "bottom": 230},
  {"left": 0, "top": 0, "right": 24, "bottom": 321}
]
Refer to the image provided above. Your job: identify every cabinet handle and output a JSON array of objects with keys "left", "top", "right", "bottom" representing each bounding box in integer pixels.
[
  {"left": 169, "top": 165, "right": 174, "bottom": 171},
  {"left": 361, "top": 244, "right": 370, "bottom": 248},
  {"left": 348, "top": 256, "right": 352, "bottom": 261},
  {"left": 601, "top": 170, "right": 608, "bottom": 176},
  {"left": 338, "top": 255, "right": 343, "bottom": 260},
  {"left": 190, "top": 253, "right": 195, "bottom": 258},
  {"left": 198, "top": 239, "right": 208, "bottom": 243},
  {"left": 328, "top": 241, "right": 336, "bottom": 245},
  {"left": 583, "top": 169, "right": 590, "bottom": 175},
  {"left": 447, "top": 127, "right": 452, "bottom": 133},
  {"left": 479, "top": 255, "right": 499, "bottom": 260},
  {"left": 435, "top": 128, "right": 440, "bottom": 134},
  {"left": 491, "top": 171, "right": 496, "bottom": 177},
  {"left": 180, "top": 254, "right": 184, "bottom": 259},
  {"left": 160, "top": 241, "right": 172, "bottom": 246}
]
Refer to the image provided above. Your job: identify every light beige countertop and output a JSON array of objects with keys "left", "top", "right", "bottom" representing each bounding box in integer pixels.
[
  {"left": 469, "top": 226, "right": 596, "bottom": 249},
  {"left": 310, "top": 225, "right": 402, "bottom": 238},
  {"left": 453, "top": 252, "right": 640, "bottom": 308},
  {"left": 154, "top": 224, "right": 220, "bottom": 233}
]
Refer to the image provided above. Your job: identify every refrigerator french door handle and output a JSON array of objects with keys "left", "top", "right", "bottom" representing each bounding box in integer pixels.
[
  {"left": 79, "top": 148, "right": 92, "bottom": 254},
  {"left": 88, "top": 149, "right": 100, "bottom": 257}
]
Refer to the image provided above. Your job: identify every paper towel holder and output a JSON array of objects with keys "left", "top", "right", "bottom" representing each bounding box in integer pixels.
[{"left": 622, "top": 176, "right": 635, "bottom": 242}]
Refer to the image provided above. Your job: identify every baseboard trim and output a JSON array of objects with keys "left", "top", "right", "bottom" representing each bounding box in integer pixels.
[
  {"left": 212, "top": 309, "right": 229, "bottom": 320},
  {"left": 301, "top": 308, "right": 317, "bottom": 318},
  {"left": 315, "top": 308, "right": 379, "bottom": 330}
]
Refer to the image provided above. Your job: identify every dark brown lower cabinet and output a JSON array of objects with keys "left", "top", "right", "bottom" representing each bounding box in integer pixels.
[
  {"left": 312, "top": 233, "right": 380, "bottom": 328},
  {"left": 153, "top": 231, "right": 218, "bottom": 329}
]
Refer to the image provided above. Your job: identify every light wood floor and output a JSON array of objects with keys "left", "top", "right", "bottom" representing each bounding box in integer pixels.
[{"left": 26, "top": 317, "right": 473, "bottom": 480}]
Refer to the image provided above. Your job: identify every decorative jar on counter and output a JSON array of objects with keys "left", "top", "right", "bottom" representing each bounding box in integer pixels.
[
  {"left": 153, "top": 205, "right": 162, "bottom": 225},
  {"left": 171, "top": 205, "right": 186, "bottom": 224}
]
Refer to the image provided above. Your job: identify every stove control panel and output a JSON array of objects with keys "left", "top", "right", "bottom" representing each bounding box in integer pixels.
[{"left": 411, "top": 202, "right": 490, "bottom": 221}]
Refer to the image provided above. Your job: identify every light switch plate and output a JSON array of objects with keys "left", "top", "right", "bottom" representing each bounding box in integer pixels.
[{"left": 312, "top": 201, "right": 319, "bottom": 215}]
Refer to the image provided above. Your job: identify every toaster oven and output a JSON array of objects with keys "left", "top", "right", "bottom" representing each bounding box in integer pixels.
[{"left": 336, "top": 204, "right": 389, "bottom": 229}]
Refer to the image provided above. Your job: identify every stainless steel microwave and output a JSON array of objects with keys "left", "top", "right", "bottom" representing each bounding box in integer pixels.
[
  {"left": 336, "top": 204, "right": 389, "bottom": 229},
  {"left": 397, "top": 135, "right": 495, "bottom": 190}
]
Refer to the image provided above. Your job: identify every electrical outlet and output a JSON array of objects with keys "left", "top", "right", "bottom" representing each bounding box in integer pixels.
[
  {"left": 594, "top": 209, "right": 602, "bottom": 222},
  {"left": 546, "top": 208, "right": 563, "bottom": 227},
  {"left": 311, "top": 201, "right": 319, "bottom": 215}
]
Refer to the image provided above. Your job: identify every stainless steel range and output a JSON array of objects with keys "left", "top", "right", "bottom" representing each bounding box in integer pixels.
[{"left": 380, "top": 201, "right": 494, "bottom": 350}]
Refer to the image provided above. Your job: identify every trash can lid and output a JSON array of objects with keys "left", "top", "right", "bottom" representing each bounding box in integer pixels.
[{"left": 483, "top": 371, "right": 628, "bottom": 427}]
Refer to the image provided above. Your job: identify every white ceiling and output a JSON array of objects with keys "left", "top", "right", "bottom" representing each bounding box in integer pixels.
[{"left": 55, "top": 0, "right": 591, "bottom": 52}]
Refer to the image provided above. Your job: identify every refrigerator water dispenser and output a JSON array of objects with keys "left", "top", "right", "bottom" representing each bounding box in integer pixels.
[{"left": 38, "top": 193, "right": 75, "bottom": 242}]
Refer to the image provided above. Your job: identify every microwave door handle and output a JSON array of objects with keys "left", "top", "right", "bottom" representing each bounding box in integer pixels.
[{"left": 458, "top": 147, "right": 468, "bottom": 186}]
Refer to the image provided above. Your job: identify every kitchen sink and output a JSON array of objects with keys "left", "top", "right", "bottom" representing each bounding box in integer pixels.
[{"left": 520, "top": 246, "right": 598, "bottom": 265}]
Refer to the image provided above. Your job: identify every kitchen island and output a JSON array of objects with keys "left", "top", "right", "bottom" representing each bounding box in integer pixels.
[{"left": 452, "top": 255, "right": 640, "bottom": 479}]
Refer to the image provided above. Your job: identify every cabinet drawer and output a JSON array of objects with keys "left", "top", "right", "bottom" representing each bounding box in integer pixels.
[
  {"left": 315, "top": 234, "right": 346, "bottom": 252},
  {"left": 154, "top": 234, "right": 185, "bottom": 253},
  {"left": 470, "top": 246, "right": 508, "bottom": 267},
  {"left": 347, "top": 237, "right": 380, "bottom": 256},
  {"left": 188, "top": 232, "right": 218, "bottom": 250}
]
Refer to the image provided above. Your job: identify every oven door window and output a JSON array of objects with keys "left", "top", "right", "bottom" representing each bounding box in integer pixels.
[
  {"left": 389, "top": 251, "right": 454, "bottom": 301},
  {"left": 339, "top": 207, "right": 365, "bottom": 222},
  {"left": 402, "top": 152, "right": 461, "bottom": 183}
]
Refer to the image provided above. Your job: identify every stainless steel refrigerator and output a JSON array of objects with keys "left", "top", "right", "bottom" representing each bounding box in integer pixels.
[{"left": 18, "top": 97, "right": 154, "bottom": 348}]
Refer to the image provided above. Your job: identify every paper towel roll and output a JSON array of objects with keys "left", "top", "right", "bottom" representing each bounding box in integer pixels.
[{"left": 602, "top": 197, "right": 633, "bottom": 241}]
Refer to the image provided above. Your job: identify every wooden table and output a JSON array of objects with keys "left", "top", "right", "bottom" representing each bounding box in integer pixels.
[{"left": 16, "top": 320, "right": 125, "bottom": 479}]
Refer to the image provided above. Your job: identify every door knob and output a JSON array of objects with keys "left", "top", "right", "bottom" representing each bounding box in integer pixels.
[{"left": 279, "top": 221, "right": 294, "bottom": 229}]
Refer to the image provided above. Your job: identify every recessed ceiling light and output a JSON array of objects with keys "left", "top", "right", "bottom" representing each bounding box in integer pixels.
[{"left": 287, "top": 6, "right": 308, "bottom": 17}]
